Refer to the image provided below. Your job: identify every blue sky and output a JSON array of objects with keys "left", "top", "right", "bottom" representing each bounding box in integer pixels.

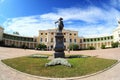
[{"left": 0, "top": 0, "right": 120, "bottom": 37}]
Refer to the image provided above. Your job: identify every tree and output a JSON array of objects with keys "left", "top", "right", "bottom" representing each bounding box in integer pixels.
[
  {"left": 101, "top": 44, "right": 106, "bottom": 49},
  {"left": 111, "top": 42, "right": 119, "bottom": 48},
  {"left": 13, "top": 32, "right": 19, "bottom": 35},
  {"left": 68, "top": 43, "right": 79, "bottom": 50},
  {"left": 36, "top": 43, "right": 47, "bottom": 50}
]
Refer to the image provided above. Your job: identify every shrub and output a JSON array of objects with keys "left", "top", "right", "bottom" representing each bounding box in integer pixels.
[
  {"left": 101, "top": 44, "right": 106, "bottom": 49},
  {"left": 36, "top": 43, "right": 47, "bottom": 50},
  {"left": 45, "top": 58, "right": 72, "bottom": 67},
  {"left": 111, "top": 42, "right": 119, "bottom": 48},
  {"left": 11, "top": 44, "right": 15, "bottom": 47},
  {"left": 0, "top": 40, "right": 4, "bottom": 46},
  {"left": 68, "top": 43, "right": 79, "bottom": 50},
  {"left": 87, "top": 46, "right": 95, "bottom": 50},
  {"left": 21, "top": 44, "right": 27, "bottom": 49}
]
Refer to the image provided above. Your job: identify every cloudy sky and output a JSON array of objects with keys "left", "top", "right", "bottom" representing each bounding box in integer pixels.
[{"left": 0, "top": 0, "right": 120, "bottom": 37}]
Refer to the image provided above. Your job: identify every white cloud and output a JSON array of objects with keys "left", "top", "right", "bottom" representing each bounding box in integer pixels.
[
  {"left": 66, "top": 24, "right": 115, "bottom": 38},
  {"left": 3, "top": 6, "right": 120, "bottom": 37},
  {"left": 3, "top": 16, "right": 56, "bottom": 37},
  {"left": 41, "top": 7, "right": 120, "bottom": 24}
]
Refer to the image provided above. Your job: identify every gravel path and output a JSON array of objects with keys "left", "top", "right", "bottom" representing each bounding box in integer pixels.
[{"left": 0, "top": 47, "right": 120, "bottom": 80}]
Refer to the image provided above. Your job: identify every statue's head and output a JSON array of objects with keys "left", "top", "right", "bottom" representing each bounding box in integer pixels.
[{"left": 59, "top": 17, "right": 63, "bottom": 21}]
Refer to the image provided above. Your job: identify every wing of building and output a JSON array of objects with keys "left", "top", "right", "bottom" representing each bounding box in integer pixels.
[{"left": 0, "top": 21, "right": 120, "bottom": 50}]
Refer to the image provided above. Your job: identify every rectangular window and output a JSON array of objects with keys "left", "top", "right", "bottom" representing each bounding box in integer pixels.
[
  {"left": 70, "top": 39, "right": 72, "bottom": 42},
  {"left": 98, "top": 38, "right": 100, "bottom": 41},
  {"left": 74, "top": 39, "right": 76, "bottom": 43},
  {"left": 80, "top": 39, "right": 82, "bottom": 43},
  {"left": 104, "top": 37, "right": 106, "bottom": 40},
  {"left": 87, "top": 39, "right": 89, "bottom": 42},
  {"left": 111, "top": 36, "right": 113, "bottom": 39},
  {"left": 51, "top": 32, "right": 54, "bottom": 35},
  {"left": 51, "top": 45, "right": 53, "bottom": 48},
  {"left": 83, "top": 39, "right": 86, "bottom": 42},
  {"left": 51, "top": 38, "right": 53, "bottom": 42},
  {"left": 101, "top": 38, "right": 103, "bottom": 40},
  {"left": 94, "top": 38, "right": 96, "bottom": 41},
  {"left": 64, "top": 38, "right": 66, "bottom": 42},
  {"left": 91, "top": 39, "right": 93, "bottom": 42},
  {"left": 45, "top": 38, "right": 47, "bottom": 42},
  {"left": 40, "top": 38, "right": 42, "bottom": 42}
]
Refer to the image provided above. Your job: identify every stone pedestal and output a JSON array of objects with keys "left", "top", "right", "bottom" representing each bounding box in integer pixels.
[{"left": 54, "top": 32, "right": 65, "bottom": 58}]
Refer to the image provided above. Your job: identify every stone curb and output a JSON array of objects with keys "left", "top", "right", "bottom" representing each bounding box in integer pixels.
[{"left": 1, "top": 60, "right": 119, "bottom": 80}]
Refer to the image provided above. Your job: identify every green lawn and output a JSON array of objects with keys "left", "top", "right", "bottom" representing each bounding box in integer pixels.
[{"left": 2, "top": 56, "right": 117, "bottom": 78}]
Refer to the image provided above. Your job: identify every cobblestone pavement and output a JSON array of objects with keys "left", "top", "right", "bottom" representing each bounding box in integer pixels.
[{"left": 0, "top": 47, "right": 120, "bottom": 80}]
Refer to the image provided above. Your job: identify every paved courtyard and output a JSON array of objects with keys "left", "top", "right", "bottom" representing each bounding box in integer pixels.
[{"left": 0, "top": 47, "right": 120, "bottom": 80}]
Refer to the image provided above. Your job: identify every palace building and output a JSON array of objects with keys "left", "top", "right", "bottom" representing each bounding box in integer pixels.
[{"left": 0, "top": 21, "right": 120, "bottom": 50}]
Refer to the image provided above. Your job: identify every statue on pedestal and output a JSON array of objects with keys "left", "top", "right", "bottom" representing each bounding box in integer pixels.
[{"left": 54, "top": 17, "right": 65, "bottom": 58}]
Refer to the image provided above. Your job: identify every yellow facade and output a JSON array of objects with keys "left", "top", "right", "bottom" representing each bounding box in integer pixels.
[
  {"left": 3, "top": 33, "right": 37, "bottom": 49},
  {"left": 38, "top": 29, "right": 79, "bottom": 50},
  {"left": 1, "top": 21, "right": 120, "bottom": 50}
]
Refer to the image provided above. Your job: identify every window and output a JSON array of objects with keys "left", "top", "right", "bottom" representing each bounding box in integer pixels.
[
  {"left": 41, "top": 33, "right": 43, "bottom": 35},
  {"left": 87, "top": 39, "right": 89, "bottom": 42},
  {"left": 64, "top": 38, "right": 66, "bottom": 42},
  {"left": 94, "top": 38, "right": 96, "bottom": 41},
  {"left": 64, "top": 33, "right": 66, "bottom": 35},
  {"left": 51, "top": 32, "right": 54, "bottom": 35},
  {"left": 70, "top": 39, "right": 72, "bottom": 42},
  {"left": 40, "top": 38, "right": 42, "bottom": 42},
  {"left": 111, "top": 36, "right": 113, "bottom": 39},
  {"left": 45, "top": 33, "right": 47, "bottom": 35},
  {"left": 101, "top": 38, "right": 103, "bottom": 40},
  {"left": 74, "top": 39, "right": 76, "bottom": 43},
  {"left": 70, "top": 33, "right": 72, "bottom": 35},
  {"left": 98, "top": 38, "right": 100, "bottom": 41},
  {"left": 80, "top": 39, "right": 82, "bottom": 43},
  {"left": 104, "top": 37, "right": 106, "bottom": 40},
  {"left": 51, "top": 38, "right": 53, "bottom": 42},
  {"left": 45, "top": 38, "right": 47, "bottom": 42},
  {"left": 91, "top": 39, "right": 93, "bottom": 42},
  {"left": 83, "top": 39, "right": 86, "bottom": 42},
  {"left": 51, "top": 45, "right": 53, "bottom": 49},
  {"left": 74, "top": 33, "right": 76, "bottom": 36}
]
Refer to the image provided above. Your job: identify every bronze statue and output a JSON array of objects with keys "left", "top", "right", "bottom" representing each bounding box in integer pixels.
[
  {"left": 55, "top": 17, "right": 64, "bottom": 32},
  {"left": 54, "top": 17, "right": 65, "bottom": 58}
]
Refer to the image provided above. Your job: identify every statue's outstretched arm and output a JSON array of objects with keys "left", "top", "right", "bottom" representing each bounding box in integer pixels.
[{"left": 55, "top": 21, "right": 58, "bottom": 24}]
